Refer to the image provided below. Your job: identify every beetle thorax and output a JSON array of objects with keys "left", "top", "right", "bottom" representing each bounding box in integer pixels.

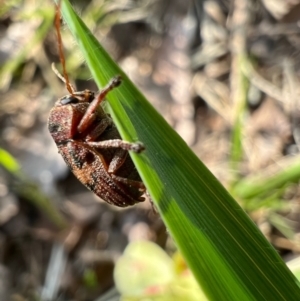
[{"left": 48, "top": 103, "right": 88, "bottom": 143}]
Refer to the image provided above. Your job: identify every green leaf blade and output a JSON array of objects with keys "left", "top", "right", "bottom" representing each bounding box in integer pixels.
[{"left": 57, "top": 1, "right": 300, "bottom": 300}]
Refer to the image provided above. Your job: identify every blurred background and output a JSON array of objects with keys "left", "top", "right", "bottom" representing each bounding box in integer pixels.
[{"left": 2, "top": 0, "right": 300, "bottom": 300}]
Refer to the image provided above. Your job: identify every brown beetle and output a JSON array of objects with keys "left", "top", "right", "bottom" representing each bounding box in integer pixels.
[{"left": 48, "top": 3, "right": 145, "bottom": 207}]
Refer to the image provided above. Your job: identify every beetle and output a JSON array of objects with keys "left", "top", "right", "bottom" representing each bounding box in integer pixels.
[{"left": 48, "top": 3, "right": 145, "bottom": 207}]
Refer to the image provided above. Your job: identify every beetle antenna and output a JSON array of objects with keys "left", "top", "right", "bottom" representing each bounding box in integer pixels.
[
  {"left": 51, "top": 62, "right": 75, "bottom": 89},
  {"left": 54, "top": 0, "right": 74, "bottom": 95}
]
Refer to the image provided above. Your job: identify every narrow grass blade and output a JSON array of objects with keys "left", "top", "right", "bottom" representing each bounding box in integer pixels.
[
  {"left": 0, "top": 148, "right": 67, "bottom": 229},
  {"left": 233, "top": 162, "right": 300, "bottom": 199}
]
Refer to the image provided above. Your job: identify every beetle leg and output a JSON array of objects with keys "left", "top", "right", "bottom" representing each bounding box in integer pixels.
[
  {"left": 86, "top": 140, "right": 145, "bottom": 153},
  {"left": 111, "top": 174, "right": 145, "bottom": 190},
  {"left": 77, "top": 76, "right": 121, "bottom": 133},
  {"left": 86, "top": 117, "right": 113, "bottom": 141},
  {"left": 107, "top": 148, "right": 128, "bottom": 173}
]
